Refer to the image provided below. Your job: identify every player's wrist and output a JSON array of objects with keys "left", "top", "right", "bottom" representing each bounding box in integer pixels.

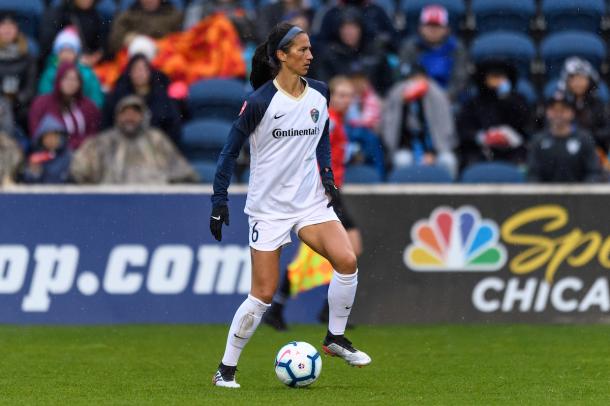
[
  {"left": 212, "top": 205, "right": 229, "bottom": 216},
  {"left": 320, "top": 167, "right": 335, "bottom": 184}
]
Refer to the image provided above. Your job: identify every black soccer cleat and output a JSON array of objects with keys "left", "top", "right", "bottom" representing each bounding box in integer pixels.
[
  {"left": 322, "top": 331, "right": 371, "bottom": 367},
  {"left": 262, "top": 306, "right": 288, "bottom": 331},
  {"left": 212, "top": 363, "right": 240, "bottom": 388}
]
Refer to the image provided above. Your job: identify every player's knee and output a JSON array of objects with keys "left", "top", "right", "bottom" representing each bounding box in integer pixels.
[
  {"left": 334, "top": 251, "right": 357, "bottom": 274},
  {"left": 260, "top": 292, "right": 275, "bottom": 304},
  {"left": 251, "top": 287, "right": 275, "bottom": 304}
]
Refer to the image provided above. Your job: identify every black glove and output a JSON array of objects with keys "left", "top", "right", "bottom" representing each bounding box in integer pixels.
[
  {"left": 210, "top": 205, "right": 229, "bottom": 241},
  {"left": 320, "top": 167, "right": 341, "bottom": 209}
]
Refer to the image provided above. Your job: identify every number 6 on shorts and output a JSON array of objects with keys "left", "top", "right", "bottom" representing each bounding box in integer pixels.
[{"left": 251, "top": 222, "right": 259, "bottom": 242}]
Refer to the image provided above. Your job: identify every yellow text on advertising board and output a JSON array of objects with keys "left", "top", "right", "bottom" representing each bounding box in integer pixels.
[{"left": 502, "top": 205, "right": 610, "bottom": 283}]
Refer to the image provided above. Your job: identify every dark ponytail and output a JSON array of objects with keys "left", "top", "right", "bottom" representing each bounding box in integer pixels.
[{"left": 250, "top": 22, "right": 300, "bottom": 90}]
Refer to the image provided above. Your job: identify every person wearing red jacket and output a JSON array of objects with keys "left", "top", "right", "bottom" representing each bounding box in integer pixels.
[
  {"left": 329, "top": 91, "right": 348, "bottom": 186},
  {"left": 29, "top": 62, "right": 100, "bottom": 150},
  {"left": 262, "top": 75, "right": 363, "bottom": 331}
]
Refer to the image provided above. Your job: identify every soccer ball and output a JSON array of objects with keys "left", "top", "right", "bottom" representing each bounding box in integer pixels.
[{"left": 274, "top": 341, "right": 322, "bottom": 387}]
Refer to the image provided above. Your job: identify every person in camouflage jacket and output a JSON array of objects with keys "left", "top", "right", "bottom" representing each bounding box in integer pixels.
[{"left": 70, "top": 95, "right": 197, "bottom": 184}]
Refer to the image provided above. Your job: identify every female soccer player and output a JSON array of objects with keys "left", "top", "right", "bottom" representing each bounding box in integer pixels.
[
  {"left": 262, "top": 76, "right": 363, "bottom": 331},
  {"left": 210, "top": 23, "right": 372, "bottom": 388}
]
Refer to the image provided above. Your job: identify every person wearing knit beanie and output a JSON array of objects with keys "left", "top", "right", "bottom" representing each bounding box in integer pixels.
[
  {"left": 52, "top": 27, "right": 82, "bottom": 57},
  {"left": 38, "top": 26, "right": 104, "bottom": 108},
  {"left": 127, "top": 35, "right": 158, "bottom": 62}
]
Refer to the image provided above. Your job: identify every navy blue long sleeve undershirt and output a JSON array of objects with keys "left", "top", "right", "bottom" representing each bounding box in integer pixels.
[
  {"left": 211, "top": 126, "right": 249, "bottom": 208},
  {"left": 316, "top": 118, "right": 332, "bottom": 180}
]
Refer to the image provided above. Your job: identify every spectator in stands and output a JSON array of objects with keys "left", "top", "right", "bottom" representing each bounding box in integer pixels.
[
  {"left": 315, "top": 12, "right": 393, "bottom": 95},
  {"left": 328, "top": 75, "right": 353, "bottom": 186},
  {"left": 184, "top": 0, "right": 258, "bottom": 44},
  {"left": 343, "top": 71, "right": 386, "bottom": 178},
  {"left": 22, "top": 115, "right": 71, "bottom": 184},
  {"left": 39, "top": 0, "right": 107, "bottom": 66},
  {"left": 346, "top": 71, "right": 382, "bottom": 133},
  {"left": 109, "top": 0, "right": 183, "bottom": 55},
  {"left": 257, "top": 0, "right": 311, "bottom": 41},
  {"left": 528, "top": 91, "right": 601, "bottom": 183},
  {"left": 71, "top": 95, "right": 197, "bottom": 184},
  {"left": 315, "top": 0, "right": 396, "bottom": 50},
  {"left": 457, "top": 60, "right": 530, "bottom": 169},
  {"left": 128, "top": 35, "right": 159, "bottom": 63},
  {"left": 102, "top": 54, "right": 181, "bottom": 143},
  {"left": 557, "top": 57, "right": 610, "bottom": 153},
  {"left": 399, "top": 5, "right": 468, "bottom": 102},
  {"left": 29, "top": 62, "right": 101, "bottom": 150},
  {"left": 0, "top": 12, "right": 37, "bottom": 129},
  {"left": 0, "top": 96, "right": 14, "bottom": 137},
  {"left": 285, "top": 10, "right": 311, "bottom": 33},
  {"left": 382, "top": 64, "right": 457, "bottom": 178},
  {"left": 38, "top": 27, "right": 104, "bottom": 108},
  {"left": 0, "top": 128, "right": 21, "bottom": 184}
]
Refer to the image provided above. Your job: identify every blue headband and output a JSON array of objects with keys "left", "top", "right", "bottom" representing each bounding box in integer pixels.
[
  {"left": 268, "top": 26, "right": 304, "bottom": 60},
  {"left": 278, "top": 26, "right": 304, "bottom": 49}
]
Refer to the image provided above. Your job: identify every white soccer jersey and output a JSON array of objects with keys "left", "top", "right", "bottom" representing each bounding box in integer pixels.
[{"left": 232, "top": 78, "right": 331, "bottom": 219}]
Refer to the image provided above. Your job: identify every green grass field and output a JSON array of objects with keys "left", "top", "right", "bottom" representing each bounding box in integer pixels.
[{"left": 2, "top": 324, "right": 610, "bottom": 405}]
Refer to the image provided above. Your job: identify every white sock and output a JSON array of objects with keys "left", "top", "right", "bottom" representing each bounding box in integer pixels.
[
  {"left": 221, "top": 294, "right": 270, "bottom": 366},
  {"left": 327, "top": 269, "right": 358, "bottom": 335}
]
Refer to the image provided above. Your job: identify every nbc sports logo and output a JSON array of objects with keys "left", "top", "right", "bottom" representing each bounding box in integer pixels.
[{"left": 404, "top": 206, "right": 507, "bottom": 272}]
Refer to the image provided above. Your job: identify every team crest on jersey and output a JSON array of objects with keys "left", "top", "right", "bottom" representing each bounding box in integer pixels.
[{"left": 310, "top": 108, "right": 319, "bottom": 123}]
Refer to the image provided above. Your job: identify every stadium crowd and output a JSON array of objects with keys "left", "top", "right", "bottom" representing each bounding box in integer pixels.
[{"left": 0, "top": 0, "right": 609, "bottom": 184}]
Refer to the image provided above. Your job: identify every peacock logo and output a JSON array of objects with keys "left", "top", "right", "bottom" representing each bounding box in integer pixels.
[{"left": 405, "top": 206, "right": 507, "bottom": 272}]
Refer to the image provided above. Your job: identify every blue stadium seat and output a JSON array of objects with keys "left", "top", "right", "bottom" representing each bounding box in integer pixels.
[
  {"left": 191, "top": 160, "right": 218, "bottom": 183},
  {"left": 540, "top": 31, "right": 606, "bottom": 79},
  {"left": 388, "top": 165, "right": 453, "bottom": 183},
  {"left": 470, "top": 31, "right": 536, "bottom": 78},
  {"left": 188, "top": 79, "right": 247, "bottom": 121},
  {"left": 241, "top": 0, "right": 256, "bottom": 12},
  {"left": 516, "top": 78, "right": 537, "bottom": 105},
  {"left": 465, "top": 77, "right": 537, "bottom": 105},
  {"left": 344, "top": 165, "right": 382, "bottom": 184},
  {"left": 544, "top": 78, "right": 609, "bottom": 103},
  {"left": 401, "top": 0, "right": 465, "bottom": 34},
  {"left": 181, "top": 119, "right": 232, "bottom": 161},
  {"left": 0, "top": 0, "right": 44, "bottom": 38},
  {"left": 461, "top": 162, "right": 525, "bottom": 183},
  {"left": 472, "top": 0, "right": 535, "bottom": 33},
  {"left": 97, "top": 0, "right": 118, "bottom": 21},
  {"left": 542, "top": 0, "right": 605, "bottom": 33},
  {"left": 120, "top": 0, "right": 184, "bottom": 10},
  {"left": 52, "top": 0, "right": 116, "bottom": 20},
  {"left": 26, "top": 37, "right": 39, "bottom": 58},
  {"left": 191, "top": 160, "right": 241, "bottom": 184},
  {"left": 374, "top": 0, "right": 396, "bottom": 18},
  {"left": 259, "top": 0, "right": 322, "bottom": 9},
  {"left": 542, "top": 80, "right": 561, "bottom": 100}
]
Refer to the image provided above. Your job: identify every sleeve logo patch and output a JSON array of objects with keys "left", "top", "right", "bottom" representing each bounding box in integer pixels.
[{"left": 239, "top": 101, "right": 247, "bottom": 116}]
